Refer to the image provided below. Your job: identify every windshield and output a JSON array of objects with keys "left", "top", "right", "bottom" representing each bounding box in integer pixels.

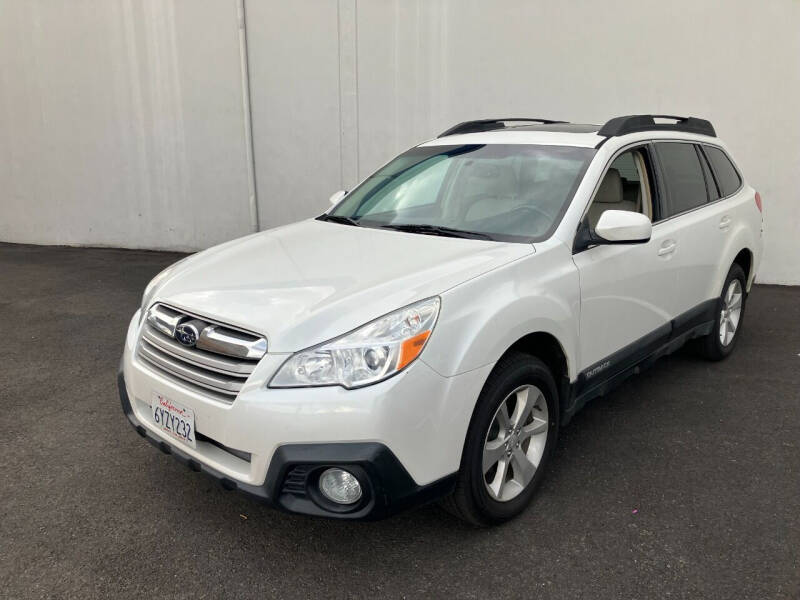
[{"left": 325, "top": 144, "right": 595, "bottom": 242}]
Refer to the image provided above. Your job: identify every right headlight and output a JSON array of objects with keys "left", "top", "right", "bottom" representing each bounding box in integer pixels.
[{"left": 269, "top": 297, "right": 440, "bottom": 389}]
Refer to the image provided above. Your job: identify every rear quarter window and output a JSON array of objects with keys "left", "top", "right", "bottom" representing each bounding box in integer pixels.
[
  {"left": 698, "top": 148, "right": 720, "bottom": 201},
  {"left": 655, "top": 142, "right": 708, "bottom": 217},
  {"left": 704, "top": 146, "right": 742, "bottom": 197}
]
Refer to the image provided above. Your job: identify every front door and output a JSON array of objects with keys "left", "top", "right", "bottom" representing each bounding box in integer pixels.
[{"left": 572, "top": 146, "right": 682, "bottom": 386}]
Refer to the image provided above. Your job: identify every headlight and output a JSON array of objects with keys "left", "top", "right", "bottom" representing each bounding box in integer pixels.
[{"left": 269, "top": 297, "right": 440, "bottom": 389}]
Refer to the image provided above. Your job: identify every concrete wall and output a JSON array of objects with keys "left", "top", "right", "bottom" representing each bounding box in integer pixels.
[{"left": 1, "top": 0, "right": 798, "bottom": 283}]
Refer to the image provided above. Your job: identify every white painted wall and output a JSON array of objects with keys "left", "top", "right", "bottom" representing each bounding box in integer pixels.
[
  {"left": 244, "top": 0, "right": 345, "bottom": 228},
  {"left": 1, "top": 0, "right": 798, "bottom": 283},
  {"left": 0, "top": 0, "right": 254, "bottom": 250}
]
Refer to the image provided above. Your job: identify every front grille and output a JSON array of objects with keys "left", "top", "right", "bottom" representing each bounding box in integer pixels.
[{"left": 136, "top": 303, "right": 267, "bottom": 401}]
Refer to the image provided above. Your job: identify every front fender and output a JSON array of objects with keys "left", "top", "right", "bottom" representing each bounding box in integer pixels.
[{"left": 422, "top": 242, "right": 580, "bottom": 381}]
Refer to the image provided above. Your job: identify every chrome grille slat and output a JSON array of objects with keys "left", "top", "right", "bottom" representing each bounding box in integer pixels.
[
  {"left": 196, "top": 327, "right": 268, "bottom": 360},
  {"left": 142, "top": 327, "right": 255, "bottom": 375},
  {"left": 136, "top": 304, "right": 266, "bottom": 402},
  {"left": 138, "top": 343, "right": 245, "bottom": 393},
  {"left": 138, "top": 352, "right": 239, "bottom": 399},
  {"left": 147, "top": 304, "right": 184, "bottom": 337}
]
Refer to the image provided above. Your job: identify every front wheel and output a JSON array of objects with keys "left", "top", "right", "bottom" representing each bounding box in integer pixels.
[
  {"left": 440, "top": 352, "right": 559, "bottom": 526},
  {"left": 697, "top": 263, "right": 747, "bottom": 361}
]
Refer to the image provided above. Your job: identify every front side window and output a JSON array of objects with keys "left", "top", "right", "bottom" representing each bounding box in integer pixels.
[
  {"left": 586, "top": 148, "right": 654, "bottom": 229},
  {"left": 656, "top": 142, "right": 708, "bottom": 217},
  {"left": 327, "top": 144, "right": 595, "bottom": 242},
  {"left": 704, "top": 146, "right": 742, "bottom": 197}
]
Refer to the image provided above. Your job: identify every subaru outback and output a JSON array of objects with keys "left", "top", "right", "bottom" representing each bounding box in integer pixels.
[{"left": 118, "top": 114, "right": 762, "bottom": 525}]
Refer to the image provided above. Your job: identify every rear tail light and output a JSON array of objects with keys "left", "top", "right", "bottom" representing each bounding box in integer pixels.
[{"left": 754, "top": 191, "right": 763, "bottom": 213}]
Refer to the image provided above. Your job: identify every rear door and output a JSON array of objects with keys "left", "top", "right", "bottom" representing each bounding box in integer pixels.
[{"left": 652, "top": 141, "right": 735, "bottom": 318}]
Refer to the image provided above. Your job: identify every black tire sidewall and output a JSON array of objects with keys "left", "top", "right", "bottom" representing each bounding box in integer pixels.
[{"left": 463, "top": 355, "right": 559, "bottom": 523}]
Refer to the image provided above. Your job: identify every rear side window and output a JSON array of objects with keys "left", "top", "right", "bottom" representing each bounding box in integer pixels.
[
  {"left": 698, "top": 149, "right": 720, "bottom": 201},
  {"left": 656, "top": 142, "right": 708, "bottom": 216},
  {"left": 704, "top": 146, "right": 742, "bottom": 197}
]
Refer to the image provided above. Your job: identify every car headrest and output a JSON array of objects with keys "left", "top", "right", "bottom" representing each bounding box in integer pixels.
[{"left": 595, "top": 168, "right": 623, "bottom": 204}]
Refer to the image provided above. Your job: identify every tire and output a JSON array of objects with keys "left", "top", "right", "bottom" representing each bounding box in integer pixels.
[
  {"left": 697, "top": 263, "right": 747, "bottom": 361},
  {"left": 440, "top": 352, "right": 559, "bottom": 526}
]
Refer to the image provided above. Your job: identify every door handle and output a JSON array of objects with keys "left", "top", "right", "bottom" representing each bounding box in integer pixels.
[
  {"left": 719, "top": 216, "right": 731, "bottom": 230},
  {"left": 657, "top": 240, "right": 677, "bottom": 256}
]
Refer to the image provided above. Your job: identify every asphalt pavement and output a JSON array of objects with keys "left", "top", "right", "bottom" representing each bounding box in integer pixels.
[{"left": 1, "top": 242, "right": 798, "bottom": 599}]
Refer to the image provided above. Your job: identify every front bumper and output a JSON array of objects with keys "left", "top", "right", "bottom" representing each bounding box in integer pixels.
[
  {"left": 118, "top": 310, "right": 492, "bottom": 519},
  {"left": 118, "top": 367, "right": 456, "bottom": 519}
]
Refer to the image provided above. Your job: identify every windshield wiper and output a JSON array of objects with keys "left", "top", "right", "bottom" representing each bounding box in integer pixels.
[
  {"left": 318, "top": 214, "right": 360, "bottom": 226},
  {"left": 379, "top": 223, "right": 494, "bottom": 240}
]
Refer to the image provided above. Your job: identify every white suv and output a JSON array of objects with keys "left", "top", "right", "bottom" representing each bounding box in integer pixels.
[{"left": 119, "top": 115, "right": 763, "bottom": 524}]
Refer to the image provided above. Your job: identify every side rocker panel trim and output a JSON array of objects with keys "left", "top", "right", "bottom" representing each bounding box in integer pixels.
[{"left": 564, "top": 298, "right": 717, "bottom": 422}]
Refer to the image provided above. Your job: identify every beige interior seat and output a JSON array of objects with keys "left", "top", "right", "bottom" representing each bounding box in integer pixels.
[{"left": 588, "top": 168, "right": 637, "bottom": 228}]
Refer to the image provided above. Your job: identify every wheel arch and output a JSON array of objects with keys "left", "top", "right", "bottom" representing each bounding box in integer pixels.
[
  {"left": 712, "top": 218, "right": 757, "bottom": 296},
  {"left": 497, "top": 331, "right": 571, "bottom": 418},
  {"left": 732, "top": 247, "right": 754, "bottom": 289}
]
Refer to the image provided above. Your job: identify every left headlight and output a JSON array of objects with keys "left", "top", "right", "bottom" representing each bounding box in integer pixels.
[{"left": 269, "top": 297, "right": 441, "bottom": 389}]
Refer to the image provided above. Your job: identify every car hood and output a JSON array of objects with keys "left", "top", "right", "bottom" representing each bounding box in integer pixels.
[{"left": 150, "top": 219, "right": 533, "bottom": 352}]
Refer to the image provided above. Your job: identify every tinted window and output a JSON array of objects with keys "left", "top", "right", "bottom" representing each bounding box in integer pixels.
[
  {"left": 698, "top": 148, "right": 720, "bottom": 201},
  {"left": 657, "top": 143, "right": 707, "bottom": 216},
  {"left": 704, "top": 146, "right": 741, "bottom": 197}
]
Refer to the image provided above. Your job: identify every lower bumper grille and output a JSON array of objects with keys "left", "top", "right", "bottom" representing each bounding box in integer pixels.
[
  {"left": 281, "top": 465, "right": 311, "bottom": 496},
  {"left": 195, "top": 432, "right": 252, "bottom": 463}
]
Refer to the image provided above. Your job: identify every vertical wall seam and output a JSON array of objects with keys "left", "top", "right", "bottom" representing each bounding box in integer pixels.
[
  {"left": 237, "top": 0, "right": 259, "bottom": 232},
  {"left": 353, "top": 0, "right": 360, "bottom": 181},
  {"left": 337, "top": 0, "right": 344, "bottom": 189},
  {"left": 337, "top": 0, "right": 359, "bottom": 190}
]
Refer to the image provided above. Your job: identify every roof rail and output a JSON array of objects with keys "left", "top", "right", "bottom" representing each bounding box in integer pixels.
[
  {"left": 598, "top": 114, "right": 716, "bottom": 138},
  {"left": 437, "top": 118, "right": 568, "bottom": 138}
]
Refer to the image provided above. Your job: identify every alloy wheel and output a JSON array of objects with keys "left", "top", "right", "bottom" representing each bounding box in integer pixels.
[
  {"left": 719, "top": 279, "right": 743, "bottom": 346},
  {"left": 482, "top": 385, "right": 549, "bottom": 502}
]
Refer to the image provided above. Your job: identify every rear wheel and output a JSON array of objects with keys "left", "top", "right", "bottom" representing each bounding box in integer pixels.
[
  {"left": 440, "top": 352, "right": 558, "bottom": 526},
  {"left": 697, "top": 263, "right": 747, "bottom": 360}
]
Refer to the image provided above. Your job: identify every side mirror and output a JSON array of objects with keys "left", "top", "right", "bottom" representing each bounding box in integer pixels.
[
  {"left": 594, "top": 210, "right": 652, "bottom": 243},
  {"left": 329, "top": 190, "right": 347, "bottom": 205}
]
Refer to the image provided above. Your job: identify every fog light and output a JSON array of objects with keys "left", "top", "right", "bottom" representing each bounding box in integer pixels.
[{"left": 318, "top": 468, "right": 362, "bottom": 504}]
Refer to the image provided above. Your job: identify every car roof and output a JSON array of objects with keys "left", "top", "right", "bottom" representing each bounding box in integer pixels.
[
  {"left": 421, "top": 126, "right": 605, "bottom": 148},
  {"left": 424, "top": 115, "right": 719, "bottom": 148},
  {"left": 499, "top": 123, "right": 601, "bottom": 134}
]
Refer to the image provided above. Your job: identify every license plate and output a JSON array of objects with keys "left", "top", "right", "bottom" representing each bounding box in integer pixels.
[{"left": 151, "top": 392, "right": 196, "bottom": 449}]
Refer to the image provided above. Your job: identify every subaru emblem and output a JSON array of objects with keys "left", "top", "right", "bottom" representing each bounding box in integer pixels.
[{"left": 174, "top": 320, "right": 202, "bottom": 347}]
